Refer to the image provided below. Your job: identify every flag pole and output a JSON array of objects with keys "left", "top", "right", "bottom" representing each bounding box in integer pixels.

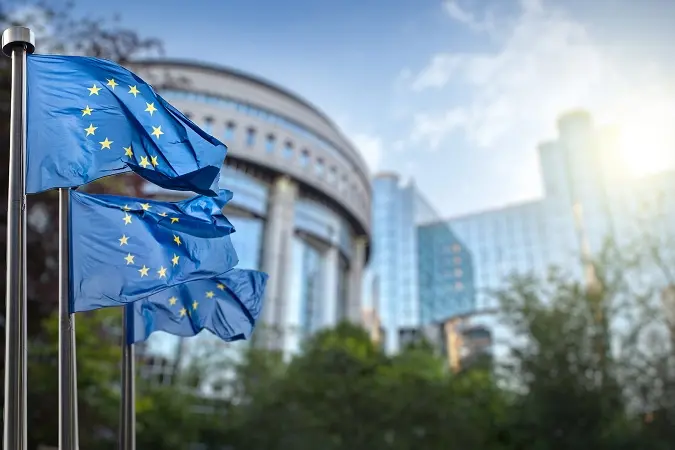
[
  {"left": 1, "top": 26, "right": 34, "bottom": 450},
  {"left": 119, "top": 305, "right": 136, "bottom": 450},
  {"left": 59, "top": 188, "right": 79, "bottom": 449}
]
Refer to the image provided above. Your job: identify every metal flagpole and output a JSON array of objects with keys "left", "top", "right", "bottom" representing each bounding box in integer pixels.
[
  {"left": 2, "top": 26, "right": 34, "bottom": 450},
  {"left": 59, "top": 188, "right": 79, "bottom": 449},
  {"left": 119, "top": 306, "right": 136, "bottom": 450}
]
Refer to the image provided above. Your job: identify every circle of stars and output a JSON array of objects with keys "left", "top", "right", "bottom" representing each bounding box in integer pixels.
[
  {"left": 82, "top": 78, "right": 165, "bottom": 171},
  {"left": 117, "top": 202, "right": 183, "bottom": 287}
]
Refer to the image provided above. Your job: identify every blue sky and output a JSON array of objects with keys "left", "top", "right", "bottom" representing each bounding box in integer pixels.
[{"left": 19, "top": 0, "right": 675, "bottom": 217}]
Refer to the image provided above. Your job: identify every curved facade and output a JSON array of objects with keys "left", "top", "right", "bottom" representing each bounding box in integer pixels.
[{"left": 132, "top": 59, "right": 371, "bottom": 355}]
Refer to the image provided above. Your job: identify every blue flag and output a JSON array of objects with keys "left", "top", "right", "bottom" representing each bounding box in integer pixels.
[
  {"left": 70, "top": 190, "right": 239, "bottom": 313},
  {"left": 126, "top": 269, "right": 268, "bottom": 344},
  {"left": 27, "top": 54, "right": 227, "bottom": 195}
]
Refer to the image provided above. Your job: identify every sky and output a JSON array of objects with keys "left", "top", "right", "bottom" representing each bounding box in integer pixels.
[{"left": 12, "top": 0, "right": 675, "bottom": 218}]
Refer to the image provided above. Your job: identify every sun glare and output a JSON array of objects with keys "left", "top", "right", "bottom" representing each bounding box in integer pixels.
[{"left": 615, "top": 101, "right": 675, "bottom": 179}]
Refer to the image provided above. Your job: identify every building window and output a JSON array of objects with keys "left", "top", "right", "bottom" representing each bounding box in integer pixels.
[
  {"left": 300, "top": 149, "right": 310, "bottom": 167},
  {"left": 265, "top": 134, "right": 275, "bottom": 153},
  {"left": 341, "top": 175, "right": 348, "bottom": 192},
  {"left": 203, "top": 117, "right": 214, "bottom": 134},
  {"left": 160, "top": 90, "right": 355, "bottom": 172},
  {"left": 224, "top": 122, "right": 235, "bottom": 141},
  {"left": 283, "top": 141, "right": 294, "bottom": 159},
  {"left": 452, "top": 243, "right": 461, "bottom": 253},
  {"left": 455, "top": 282, "right": 464, "bottom": 291},
  {"left": 246, "top": 128, "right": 256, "bottom": 147},
  {"left": 454, "top": 256, "right": 462, "bottom": 265},
  {"left": 454, "top": 268, "right": 463, "bottom": 277},
  {"left": 316, "top": 158, "right": 325, "bottom": 176},
  {"left": 328, "top": 166, "right": 337, "bottom": 184}
]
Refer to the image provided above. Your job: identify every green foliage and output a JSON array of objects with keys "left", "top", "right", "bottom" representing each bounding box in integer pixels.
[
  {"left": 27, "top": 309, "right": 122, "bottom": 449},
  {"left": 21, "top": 259, "right": 675, "bottom": 449}
]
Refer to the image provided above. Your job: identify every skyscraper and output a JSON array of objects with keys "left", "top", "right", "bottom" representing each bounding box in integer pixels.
[
  {"left": 375, "top": 110, "right": 675, "bottom": 365},
  {"left": 417, "top": 221, "right": 476, "bottom": 324},
  {"left": 370, "top": 173, "right": 445, "bottom": 353},
  {"left": 448, "top": 110, "right": 675, "bottom": 302}
]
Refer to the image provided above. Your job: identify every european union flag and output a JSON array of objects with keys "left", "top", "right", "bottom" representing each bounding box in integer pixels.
[
  {"left": 26, "top": 54, "right": 227, "bottom": 196},
  {"left": 70, "top": 190, "right": 239, "bottom": 313},
  {"left": 126, "top": 269, "right": 268, "bottom": 344}
]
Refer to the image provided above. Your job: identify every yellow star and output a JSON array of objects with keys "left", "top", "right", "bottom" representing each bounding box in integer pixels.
[
  {"left": 84, "top": 124, "right": 97, "bottom": 136},
  {"left": 192, "top": 300, "right": 199, "bottom": 310},
  {"left": 151, "top": 126, "right": 164, "bottom": 139},
  {"left": 139, "top": 265, "right": 149, "bottom": 277},
  {"left": 88, "top": 84, "right": 101, "bottom": 95},
  {"left": 81, "top": 105, "right": 93, "bottom": 116},
  {"left": 179, "top": 308, "right": 187, "bottom": 317},
  {"left": 99, "top": 137, "right": 113, "bottom": 150},
  {"left": 171, "top": 254, "right": 179, "bottom": 266},
  {"left": 157, "top": 266, "right": 167, "bottom": 278},
  {"left": 140, "top": 203, "right": 151, "bottom": 211},
  {"left": 106, "top": 78, "right": 118, "bottom": 89},
  {"left": 173, "top": 235, "right": 181, "bottom": 246},
  {"left": 168, "top": 296, "right": 177, "bottom": 306},
  {"left": 124, "top": 253, "right": 135, "bottom": 265},
  {"left": 123, "top": 213, "right": 132, "bottom": 225},
  {"left": 158, "top": 212, "right": 168, "bottom": 217},
  {"left": 205, "top": 291, "right": 215, "bottom": 299},
  {"left": 119, "top": 234, "right": 129, "bottom": 246},
  {"left": 128, "top": 85, "right": 140, "bottom": 97},
  {"left": 216, "top": 283, "right": 225, "bottom": 291},
  {"left": 145, "top": 102, "right": 157, "bottom": 115},
  {"left": 139, "top": 156, "right": 150, "bottom": 168},
  {"left": 122, "top": 205, "right": 131, "bottom": 212},
  {"left": 151, "top": 156, "right": 159, "bottom": 167},
  {"left": 124, "top": 146, "right": 133, "bottom": 157},
  {"left": 170, "top": 217, "right": 179, "bottom": 224}
]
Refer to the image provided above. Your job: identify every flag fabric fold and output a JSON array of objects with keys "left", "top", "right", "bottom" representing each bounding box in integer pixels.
[
  {"left": 26, "top": 54, "right": 227, "bottom": 195},
  {"left": 127, "top": 269, "right": 268, "bottom": 344},
  {"left": 69, "top": 190, "right": 239, "bottom": 313}
]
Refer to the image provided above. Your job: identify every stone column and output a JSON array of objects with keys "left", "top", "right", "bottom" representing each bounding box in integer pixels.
[
  {"left": 321, "top": 246, "right": 339, "bottom": 329},
  {"left": 260, "top": 176, "right": 297, "bottom": 347},
  {"left": 346, "top": 236, "right": 367, "bottom": 324}
]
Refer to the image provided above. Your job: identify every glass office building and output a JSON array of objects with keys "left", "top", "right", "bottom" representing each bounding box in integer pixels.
[
  {"left": 447, "top": 111, "right": 675, "bottom": 306},
  {"left": 417, "top": 222, "right": 476, "bottom": 324},
  {"left": 441, "top": 112, "right": 675, "bottom": 367},
  {"left": 376, "top": 111, "right": 675, "bottom": 364},
  {"left": 129, "top": 59, "right": 372, "bottom": 370},
  {"left": 370, "top": 174, "right": 445, "bottom": 353}
]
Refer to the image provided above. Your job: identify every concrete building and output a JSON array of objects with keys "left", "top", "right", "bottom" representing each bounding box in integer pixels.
[{"left": 129, "top": 59, "right": 372, "bottom": 364}]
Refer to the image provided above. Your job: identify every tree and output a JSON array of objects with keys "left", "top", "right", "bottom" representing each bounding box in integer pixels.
[
  {"left": 27, "top": 308, "right": 123, "bottom": 449},
  {"left": 491, "top": 235, "right": 675, "bottom": 450},
  {"left": 220, "top": 322, "right": 509, "bottom": 450}
]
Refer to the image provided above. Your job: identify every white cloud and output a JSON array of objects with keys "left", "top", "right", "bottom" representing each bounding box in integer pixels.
[
  {"left": 408, "top": 0, "right": 667, "bottom": 154},
  {"left": 443, "top": 0, "right": 495, "bottom": 34},
  {"left": 411, "top": 110, "right": 467, "bottom": 150},
  {"left": 351, "top": 133, "right": 384, "bottom": 173}
]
